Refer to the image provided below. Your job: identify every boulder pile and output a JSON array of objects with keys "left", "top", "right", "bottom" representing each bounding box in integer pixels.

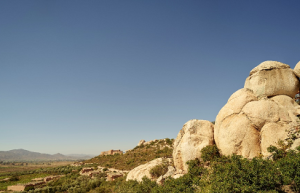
[
  {"left": 215, "top": 61, "right": 300, "bottom": 158},
  {"left": 127, "top": 60, "right": 300, "bottom": 181},
  {"left": 172, "top": 60, "right": 300, "bottom": 173}
]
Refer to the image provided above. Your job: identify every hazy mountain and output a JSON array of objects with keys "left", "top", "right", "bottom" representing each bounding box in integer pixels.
[{"left": 0, "top": 149, "right": 92, "bottom": 161}]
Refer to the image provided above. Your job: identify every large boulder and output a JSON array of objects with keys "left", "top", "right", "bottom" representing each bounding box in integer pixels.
[
  {"left": 126, "top": 158, "right": 172, "bottom": 182},
  {"left": 215, "top": 61, "right": 300, "bottom": 158},
  {"left": 249, "top": 61, "right": 290, "bottom": 76},
  {"left": 214, "top": 88, "right": 257, "bottom": 146},
  {"left": 216, "top": 114, "right": 261, "bottom": 158},
  {"left": 241, "top": 100, "right": 281, "bottom": 129},
  {"left": 260, "top": 122, "right": 289, "bottom": 156},
  {"left": 244, "top": 61, "right": 299, "bottom": 98},
  {"left": 173, "top": 120, "right": 214, "bottom": 172}
]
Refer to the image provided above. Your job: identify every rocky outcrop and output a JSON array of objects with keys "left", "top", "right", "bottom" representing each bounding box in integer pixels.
[
  {"left": 126, "top": 158, "right": 172, "bottom": 182},
  {"left": 173, "top": 120, "right": 214, "bottom": 172},
  {"left": 215, "top": 61, "right": 300, "bottom": 158},
  {"left": 137, "top": 140, "right": 146, "bottom": 146},
  {"left": 136, "top": 139, "right": 172, "bottom": 148}
]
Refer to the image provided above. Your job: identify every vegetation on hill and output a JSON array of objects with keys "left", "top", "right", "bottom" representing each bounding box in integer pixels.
[
  {"left": 85, "top": 138, "right": 174, "bottom": 170},
  {"left": 114, "top": 143, "right": 300, "bottom": 193},
  {"left": 2, "top": 139, "right": 300, "bottom": 192}
]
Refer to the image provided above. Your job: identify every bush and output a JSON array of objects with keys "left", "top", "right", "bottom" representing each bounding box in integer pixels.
[
  {"left": 115, "top": 177, "right": 157, "bottom": 193},
  {"left": 267, "top": 140, "right": 293, "bottom": 161},
  {"left": 210, "top": 155, "right": 282, "bottom": 193},
  {"left": 165, "top": 138, "right": 173, "bottom": 146},
  {"left": 9, "top": 175, "right": 19, "bottom": 181},
  {"left": 186, "top": 158, "right": 206, "bottom": 177},
  {"left": 126, "top": 159, "right": 134, "bottom": 165},
  {"left": 149, "top": 163, "right": 168, "bottom": 179},
  {"left": 24, "top": 185, "right": 34, "bottom": 191},
  {"left": 275, "top": 148, "right": 300, "bottom": 192},
  {"left": 200, "top": 145, "right": 220, "bottom": 162},
  {"left": 152, "top": 174, "right": 196, "bottom": 193}
]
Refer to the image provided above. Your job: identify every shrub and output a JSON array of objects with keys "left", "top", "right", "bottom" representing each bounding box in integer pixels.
[
  {"left": 126, "top": 159, "right": 134, "bottom": 165},
  {"left": 24, "top": 185, "right": 34, "bottom": 191},
  {"left": 152, "top": 174, "right": 196, "bottom": 193},
  {"left": 115, "top": 177, "right": 157, "bottom": 193},
  {"left": 139, "top": 144, "right": 145, "bottom": 148},
  {"left": 274, "top": 148, "right": 300, "bottom": 192},
  {"left": 210, "top": 155, "right": 282, "bottom": 193},
  {"left": 9, "top": 175, "right": 19, "bottom": 181},
  {"left": 200, "top": 145, "right": 220, "bottom": 162},
  {"left": 149, "top": 162, "right": 168, "bottom": 179},
  {"left": 267, "top": 140, "right": 293, "bottom": 161},
  {"left": 165, "top": 138, "right": 173, "bottom": 146},
  {"left": 186, "top": 158, "right": 206, "bottom": 177}
]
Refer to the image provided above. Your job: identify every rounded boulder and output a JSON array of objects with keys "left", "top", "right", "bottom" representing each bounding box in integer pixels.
[{"left": 173, "top": 120, "right": 214, "bottom": 172}]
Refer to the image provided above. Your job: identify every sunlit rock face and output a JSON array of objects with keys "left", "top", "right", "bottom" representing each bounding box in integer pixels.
[
  {"left": 173, "top": 119, "right": 214, "bottom": 172},
  {"left": 126, "top": 158, "right": 172, "bottom": 182},
  {"left": 244, "top": 61, "right": 299, "bottom": 98}
]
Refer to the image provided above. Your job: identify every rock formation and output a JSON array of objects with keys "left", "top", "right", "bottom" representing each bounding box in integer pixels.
[
  {"left": 137, "top": 140, "right": 146, "bottom": 146},
  {"left": 136, "top": 139, "right": 172, "bottom": 148},
  {"left": 126, "top": 158, "right": 172, "bottom": 182},
  {"left": 173, "top": 120, "right": 214, "bottom": 172},
  {"left": 215, "top": 61, "right": 300, "bottom": 158},
  {"left": 128, "top": 60, "right": 300, "bottom": 183}
]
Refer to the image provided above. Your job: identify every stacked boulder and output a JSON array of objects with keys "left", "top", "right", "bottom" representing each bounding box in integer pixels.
[
  {"left": 172, "top": 60, "right": 300, "bottom": 174},
  {"left": 126, "top": 60, "right": 300, "bottom": 182},
  {"left": 215, "top": 61, "right": 300, "bottom": 158}
]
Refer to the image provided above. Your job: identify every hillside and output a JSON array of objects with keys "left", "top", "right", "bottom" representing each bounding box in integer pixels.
[
  {"left": 84, "top": 138, "right": 174, "bottom": 170},
  {"left": 0, "top": 149, "right": 94, "bottom": 162}
]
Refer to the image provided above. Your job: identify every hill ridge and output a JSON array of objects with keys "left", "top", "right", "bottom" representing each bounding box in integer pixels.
[{"left": 0, "top": 149, "right": 94, "bottom": 161}]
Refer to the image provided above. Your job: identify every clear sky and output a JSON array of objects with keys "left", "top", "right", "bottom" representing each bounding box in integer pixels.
[{"left": 1, "top": 1, "right": 300, "bottom": 155}]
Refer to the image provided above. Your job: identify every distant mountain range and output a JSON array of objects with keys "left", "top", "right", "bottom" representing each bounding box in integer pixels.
[{"left": 0, "top": 149, "right": 95, "bottom": 161}]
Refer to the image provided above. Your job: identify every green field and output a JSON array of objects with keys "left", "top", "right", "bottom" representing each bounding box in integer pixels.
[
  {"left": 0, "top": 173, "right": 49, "bottom": 191},
  {"left": 0, "top": 161, "right": 73, "bottom": 174}
]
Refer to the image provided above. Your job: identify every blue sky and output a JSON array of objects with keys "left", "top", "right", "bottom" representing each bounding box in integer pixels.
[{"left": 1, "top": 1, "right": 300, "bottom": 155}]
